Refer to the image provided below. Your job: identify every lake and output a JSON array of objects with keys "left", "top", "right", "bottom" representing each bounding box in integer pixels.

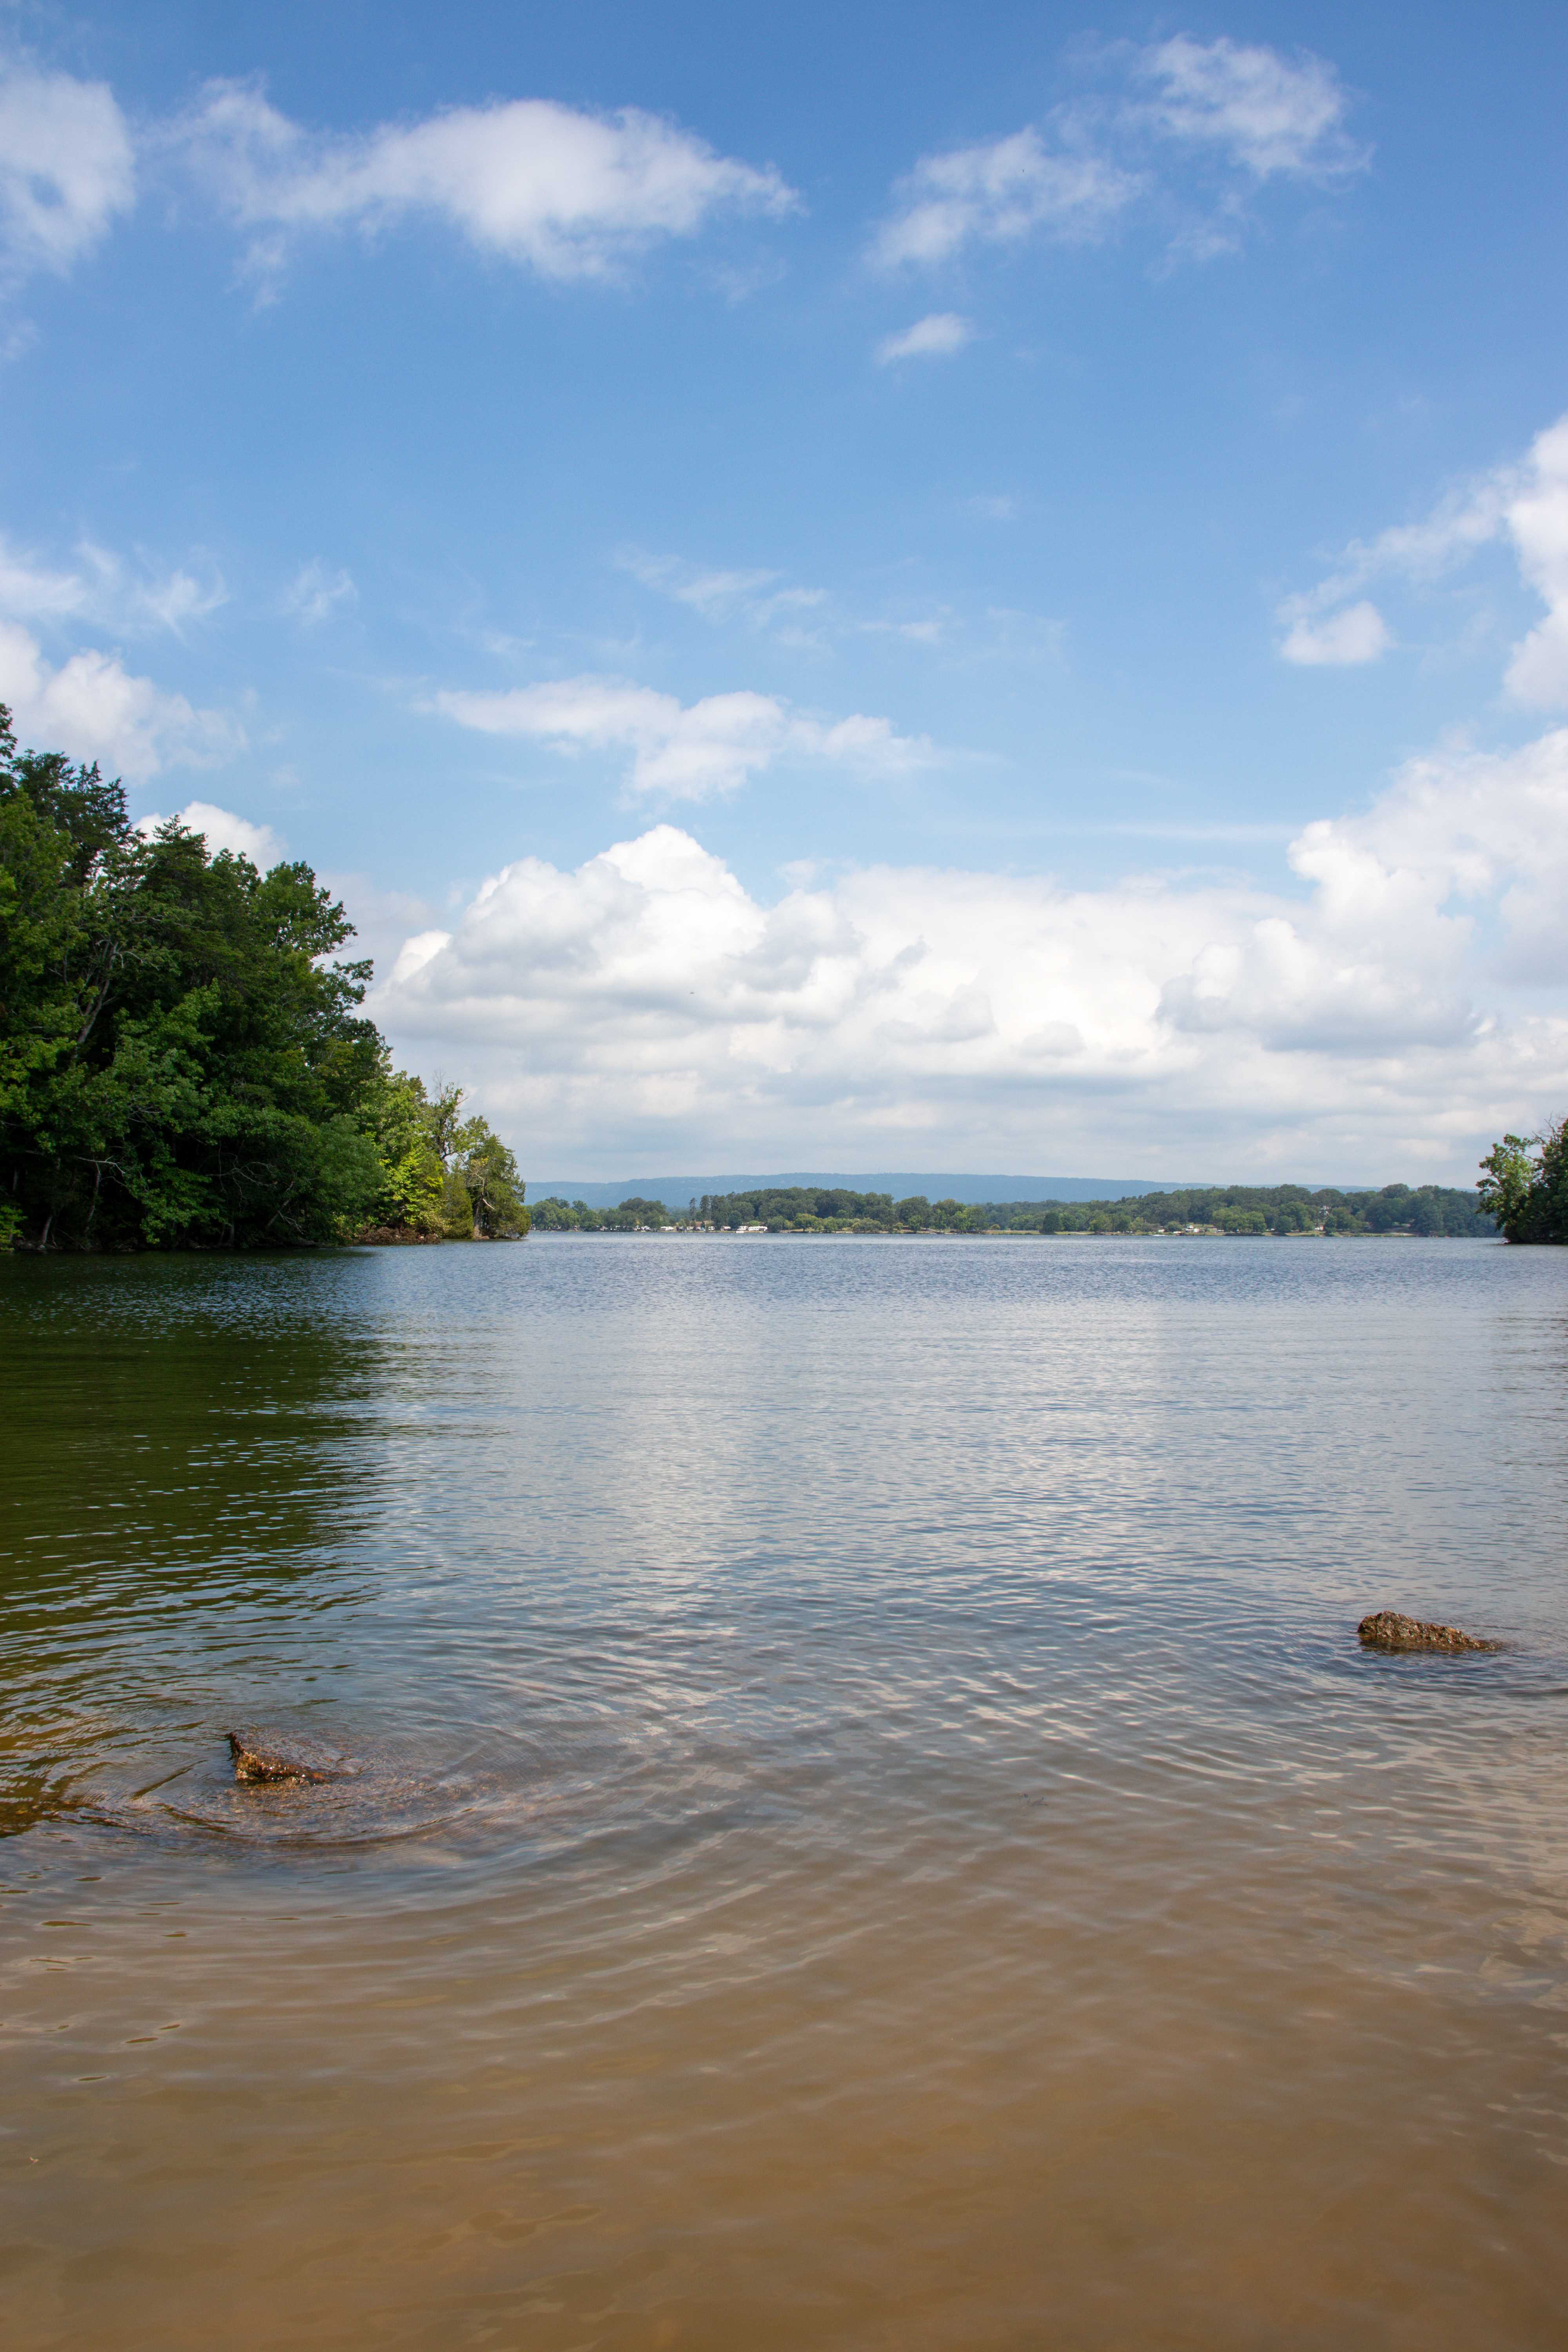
[{"left": 4, "top": 1235, "right": 1568, "bottom": 2350}]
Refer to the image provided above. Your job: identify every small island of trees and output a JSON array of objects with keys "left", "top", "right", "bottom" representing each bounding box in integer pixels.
[{"left": 0, "top": 707, "right": 525, "bottom": 1251}]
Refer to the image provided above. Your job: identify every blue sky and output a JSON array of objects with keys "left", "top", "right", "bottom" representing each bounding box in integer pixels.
[{"left": 4, "top": 1, "right": 1567, "bottom": 1180}]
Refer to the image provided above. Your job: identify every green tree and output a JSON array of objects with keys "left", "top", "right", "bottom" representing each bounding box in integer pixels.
[
  {"left": 365, "top": 1064, "right": 446, "bottom": 1233},
  {"left": 453, "top": 1111, "right": 529, "bottom": 1236},
  {"left": 0, "top": 706, "right": 528, "bottom": 1251},
  {"left": 1480, "top": 1122, "right": 1568, "bottom": 1243}
]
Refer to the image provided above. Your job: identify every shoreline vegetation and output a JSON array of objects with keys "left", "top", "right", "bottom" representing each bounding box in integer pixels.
[
  {"left": 1477, "top": 1123, "right": 1568, "bottom": 1244},
  {"left": 0, "top": 708, "right": 526, "bottom": 1252},
  {"left": 531, "top": 1183, "right": 1495, "bottom": 1238}
]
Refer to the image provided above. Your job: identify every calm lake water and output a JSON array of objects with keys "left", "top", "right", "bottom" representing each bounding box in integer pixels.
[{"left": 4, "top": 1235, "right": 1568, "bottom": 2350}]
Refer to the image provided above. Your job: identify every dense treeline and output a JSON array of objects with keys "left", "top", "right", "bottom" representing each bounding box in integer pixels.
[
  {"left": 1478, "top": 1123, "right": 1568, "bottom": 1243},
  {"left": 0, "top": 707, "right": 525, "bottom": 1250},
  {"left": 530, "top": 1181, "right": 1493, "bottom": 1237}
]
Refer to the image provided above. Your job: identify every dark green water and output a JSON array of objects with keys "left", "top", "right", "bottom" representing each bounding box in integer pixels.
[{"left": 4, "top": 1237, "right": 1568, "bottom": 2349}]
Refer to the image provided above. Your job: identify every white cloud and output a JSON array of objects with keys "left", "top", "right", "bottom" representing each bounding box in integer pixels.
[
  {"left": 0, "top": 619, "right": 241, "bottom": 780},
  {"left": 874, "top": 125, "right": 1137, "bottom": 267},
  {"left": 876, "top": 312, "right": 973, "bottom": 364},
  {"left": 370, "top": 726, "right": 1568, "bottom": 1179},
  {"left": 615, "top": 548, "right": 827, "bottom": 633},
  {"left": 432, "top": 673, "right": 933, "bottom": 802},
  {"left": 137, "top": 801, "right": 283, "bottom": 865},
  {"left": 283, "top": 559, "right": 358, "bottom": 626},
  {"left": 1281, "top": 412, "right": 1568, "bottom": 703},
  {"left": 0, "top": 59, "right": 134, "bottom": 283},
  {"left": 1279, "top": 599, "right": 1391, "bottom": 667},
  {"left": 1500, "top": 417, "right": 1568, "bottom": 706},
  {"left": 0, "top": 533, "right": 225, "bottom": 635},
  {"left": 1136, "top": 35, "right": 1363, "bottom": 180},
  {"left": 0, "top": 541, "right": 85, "bottom": 619},
  {"left": 175, "top": 81, "right": 797, "bottom": 283},
  {"left": 873, "top": 35, "right": 1363, "bottom": 272}
]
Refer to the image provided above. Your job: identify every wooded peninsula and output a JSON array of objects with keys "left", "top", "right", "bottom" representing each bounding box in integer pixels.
[{"left": 0, "top": 708, "right": 525, "bottom": 1251}]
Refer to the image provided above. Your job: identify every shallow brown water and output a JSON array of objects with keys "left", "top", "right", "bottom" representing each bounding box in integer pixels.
[{"left": 4, "top": 1236, "right": 1568, "bottom": 2348}]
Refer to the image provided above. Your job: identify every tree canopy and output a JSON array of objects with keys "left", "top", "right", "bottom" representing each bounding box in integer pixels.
[
  {"left": 1478, "top": 1122, "right": 1568, "bottom": 1243},
  {"left": 0, "top": 706, "right": 526, "bottom": 1250}
]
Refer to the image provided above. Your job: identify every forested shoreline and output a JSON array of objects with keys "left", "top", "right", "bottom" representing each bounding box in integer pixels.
[
  {"left": 0, "top": 708, "right": 526, "bottom": 1251},
  {"left": 531, "top": 1181, "right": 1494, "bottom": 1237}
]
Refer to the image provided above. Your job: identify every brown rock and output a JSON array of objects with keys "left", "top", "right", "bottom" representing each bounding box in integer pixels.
[
  {"left": 227, "top": 1730, "right": 341, "bottom": 1785},
  {"left": 1357, "top": 1610, "right": 1500, "bottom": 1654}
]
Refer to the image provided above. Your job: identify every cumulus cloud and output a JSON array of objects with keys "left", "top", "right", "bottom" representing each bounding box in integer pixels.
[
  {"left": 137, "top": 800, "right": 283, "bottom": 865},
  {"left": 282, "top": 559, "right": 358, "bottom": 626},
  {"left": 432, "top": 674, "right": 933, "bottom": 802},
  {"left": 872, "top": 35, "right": 1362, "bottom": 270},
  {"left": 0, "top": 619, "right": 241, "bottom": 780},
  {"left": 0, "top": 58, "right": 135, "bottom": 285},
  {"left": 875, "top": 312, "right": 973, "bottom": 363},
  {"left": 1279, "top": 599, "right": 1391, "bottom": 667},
  {"left": 174, "top": 80, "right": 797, "bottom": 283},
  {"left": 1281, "top": 412, "right": 1568, "bottom": 702},
  {"left": 1500, "top": 417, "right": 1568, "bottom": 706},
  {"left": 369, "top": 726, "right": 1568, "bottom": 1178}
]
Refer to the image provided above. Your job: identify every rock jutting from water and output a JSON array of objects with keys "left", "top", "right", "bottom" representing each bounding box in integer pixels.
[
  {"left": 227, "top": 1730, "right": 344, "bottom": 1785},
  {"left": 1356, "top": 1611, "right": 1500, "bottom": 1654}
]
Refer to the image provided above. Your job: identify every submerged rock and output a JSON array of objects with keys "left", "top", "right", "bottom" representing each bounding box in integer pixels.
[
  {"left": 227, "top": 1730, "right": 346, "bottom": 1785},
  {"left": 1357, "top": 1610, "right": 1500, "bottom": 1655}
]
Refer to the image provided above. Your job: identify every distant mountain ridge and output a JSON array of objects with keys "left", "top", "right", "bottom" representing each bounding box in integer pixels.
[{"left": 529, "top": 1172, "right": 1216, "bottom": 1209}]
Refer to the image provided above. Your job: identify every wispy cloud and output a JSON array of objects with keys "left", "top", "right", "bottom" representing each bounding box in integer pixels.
[
  {"left": 875, "top": 312, "right": 973, "bottom": 363},
  {"left": 282, "top": 559, "right": 358, "bottom": 626},
  {"left": 0, "top": 534, "right": 226, "bottom": 636},
  {"left": 618, "top": 547, "right": 1062, "bottom": 670},
  {"left": 430, "top": 673, "right": 934, "bottom": 802},
  {"left": 615, "top": 549, "right": 829, "bottom": 639},
  {"left": 1279, "top": 599, "right": 1391, "bottom": 668},
  {"left": 171, "top": 81, "right": 798, "bottom": 287},
  {"left": 873, "top": 125, "right": 1136, "bottom": 268},
  {"left": 871, "top": 34, "right": 1365, "bottom": 271}
]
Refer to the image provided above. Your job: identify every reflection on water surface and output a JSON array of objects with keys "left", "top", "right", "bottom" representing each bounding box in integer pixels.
[{"left": 3, "top": 1237, "right": 1568, "bottom": 2349}]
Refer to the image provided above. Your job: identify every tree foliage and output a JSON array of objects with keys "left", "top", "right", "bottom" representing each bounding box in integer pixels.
[
  {"left": 0, "top": 706, "right": 526, "bottom": 1250},
  {"left": 364, "top": 1074, "right": 529, "bottom": 1240},
  {"left": 1478, "top": 1123, "right": 1568, "bottom": 1243}
]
